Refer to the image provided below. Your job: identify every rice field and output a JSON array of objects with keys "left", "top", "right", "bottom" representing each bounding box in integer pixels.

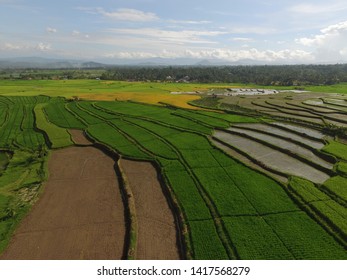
[{"left": 0, "top": 81, "right": 346, "bottom": 260}]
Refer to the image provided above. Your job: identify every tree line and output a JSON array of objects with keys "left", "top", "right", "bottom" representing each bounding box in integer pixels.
[
  {"left": 100, "top": 64, "right": 347, "bottom": 86},
  {"left": 2, "top": 64, "right": 347, "bottom": 86}
]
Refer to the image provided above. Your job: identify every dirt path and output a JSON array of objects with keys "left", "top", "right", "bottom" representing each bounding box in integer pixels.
[
  {"left": 120, "top": 159, "right": 180, "bottom": 260},
  {"left": 1, "top": 146, "right": 125, "bottom": 260}
]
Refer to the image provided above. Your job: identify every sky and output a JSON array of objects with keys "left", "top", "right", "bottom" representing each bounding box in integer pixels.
[{"left": 1, "top": 0, "right": 347, "bottom": 64}]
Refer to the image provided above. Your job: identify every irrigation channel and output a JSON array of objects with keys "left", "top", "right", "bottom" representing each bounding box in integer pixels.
[{"left": 1, "top": 130, "right": 181, "bottom": 260}]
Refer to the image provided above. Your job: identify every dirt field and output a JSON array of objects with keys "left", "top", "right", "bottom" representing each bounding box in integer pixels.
[
  {"left": 120, "top": 159, "right": 180, "bottom": 260},
  {"left": 69, "top": 129, "right": 93, "bottom": 145},
  {"left": 1, "top": 146, "right": 126, "bottom": 260}
]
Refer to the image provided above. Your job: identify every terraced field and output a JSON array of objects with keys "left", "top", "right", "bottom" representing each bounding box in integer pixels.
[{"left": 0, "top": 89, "right": 346, "bottom": 260}]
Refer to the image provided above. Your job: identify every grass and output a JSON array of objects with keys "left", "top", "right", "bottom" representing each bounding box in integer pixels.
[
  {"left": 111, "top": 119, "right": 178, "bottom": 160},
  {"left": 0, "top": 100, "right": 45, "bottom": 150},
  {"left": 0, "top": 89, "right": 346, "bottom": 260},
  {"left": 289, "top": 177, "right": 327, "bottom": 203},
  {"left": 289, "top": 176, "right": 347, "bottom": 242},
  {"left": 34, "top": 103, "right": 73, "bottom": 148},
  {"left": 337, "top": 161, "right": 347, "bottom": 176},
  {"left": 87, "top": 123, "right": 150, "bottom": 160},
  {"left": 162, "top": 167, "right": 212, "bottom": 220},
  {"left": 96, "top": 101, "right": 212, "bottom": 134},
  {"left": 0, "top": 149, "right": 47, "bottom": 253},
  {"left": 223, "top": 216, "right": 294, "bottom": 259},
  {"left": 189, "top": 220, "right": 229, "bottom": 260},
  {"left": 264, "top": 211, "right": 346, "bottom": 259},
  {"left": 0, "top": 152, "right": 10, "bottom": 172},
  {"left": 0, "top": 79, "right": 209, "bottom": 108},
  {"left": 44, "top": 100, "right": 85, "bottom": 129},
  {"left": 0, "top": 104, "right": 23, "bottom": 148},
  {"left": 323, "top": 176, "right": 347, "bottom": 201},
  {"left": 322, "top": 140, "right": 347, "bottom": 160}
]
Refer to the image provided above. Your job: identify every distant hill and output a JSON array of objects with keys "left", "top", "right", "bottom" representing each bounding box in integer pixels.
[
  {"left": 0, "top": 57, "right": 109, "bottom": 69},
  {"left": 0, "top": 56, "right": 340, "bottom": 69}
]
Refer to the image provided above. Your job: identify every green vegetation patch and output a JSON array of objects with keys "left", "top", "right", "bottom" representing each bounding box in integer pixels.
[
  {"left": 323, "top": 176, "right": 347, "bottom": 201},
  {"left": 173, "top": 110, "right": 230, "bottom": 128},
  {"left": 311, "top": 200, "right": 347, "bottom": 236},
  {"left": 87, "top": 123, "right": 150, "bottom": 160},
  {"left": 337, "top": 161, "right": 347, "bottom": 176},
  {"left": 264, "top": 212, "right": 347, "bottom": 259},
  {"left": 0, "top": 151, "right": 10, "bottom": 172},
  {"left": 189, "top": 220, "right": 228, "bottom": 260},
  {"left": 111, "top": 119, "right": 178, "bottom": 160},
  {"left": 66, "top": 102, "right": 103, "bottom": 125},
  {"left": 0, "top": 100, "right": 45, "bottom": 150},
  {"left": 45, "top": 101, "right": 85, "bottom": 129},
  {"left": 162, "top": 167, "right": 212, "bottom": 221},
  {"left": 289, "top": 176, "right": 328, "bottom": 203},
  {"left": 322, "top": 140, "right": 347, "bottom": 160},
  {"left": 0, "top": 149, "right": 46, "bottom": 253},
  {"left": 223, "top": 216, "right": 294, "bottom": 260},
  {"left": 96, "top": 101, "right": 212, "bottom": 134},
  {"left": 34, "top": 104, "right": 73, "bottom": 148},
  {"left": 0, "top": 93, "right": 346, "bottom": 260}
]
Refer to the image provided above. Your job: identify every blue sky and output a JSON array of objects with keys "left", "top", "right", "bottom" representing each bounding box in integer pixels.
[{"left": 1, "top": 0, "right": 347, "bottom": 63}]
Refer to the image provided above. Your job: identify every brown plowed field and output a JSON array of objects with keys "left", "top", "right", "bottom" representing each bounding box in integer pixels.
[
  {"left": 69, "top": 129, "right": 93, "bottom": 145},
  {"left": 1, "top": 146, "right": 125, "bottom": 260},
  {"left": 120, "top": 159, "right": 180, "bottom": 260}
]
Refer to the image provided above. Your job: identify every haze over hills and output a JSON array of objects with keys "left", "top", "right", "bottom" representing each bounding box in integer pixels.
[
  {"left": 0, "top": 56, "right": 258, "bottom": 68},
  {"left": 0, "top": 56, "right": 337, "bottom": 69},
  {"left": 0, "top": 57, "right": 108, "bottom": 69}
]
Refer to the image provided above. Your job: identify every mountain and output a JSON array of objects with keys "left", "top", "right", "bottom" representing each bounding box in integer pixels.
[
  {"left": 0, "top": 57, "right": 109, "bottom": 69},
  {"left": 0, "top": 56, "right": 310, "bottom": 68}
]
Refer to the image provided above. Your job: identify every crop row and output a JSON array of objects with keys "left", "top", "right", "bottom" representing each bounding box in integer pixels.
[
  {"left": 61, "top": 102, "right": 229, "bottom": 259},
  {"left": 91, "top": 105, "right": 346, "bottom": 259},
  {"left": 289, "top": 177, "right": 347, "bottom": 244},
  {"left": 44, "top": 101, "right": 85, "bottom": 129},
  {"left": 34, "top": 104, "right": 72, "bottom": 149},
  {"left": 95, "top": 101, "right": 212, "bottom": 134},
  {"left": 0, "top": 102, "right": 46, "bottom": 150},
  {"left": 6, "top": 96, "right": 345, "bottom": 260}
]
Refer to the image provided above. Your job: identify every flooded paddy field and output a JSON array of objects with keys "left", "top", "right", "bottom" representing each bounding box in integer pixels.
[{"left": 213, "top": 130, "right": 330, "bottom": 184}]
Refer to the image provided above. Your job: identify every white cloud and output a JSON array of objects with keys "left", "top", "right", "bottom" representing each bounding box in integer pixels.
[
  {"left": 182, "top": 48, "right": 313, "bottom": 62},
  {"left": 36, "top": 42, "right": 51, "bottom": 51},
  {"left": 104, "top": 48, "right": 313, "bottom": 62},
  {"left": 0, "top": 42, "right": 52, "bottom": 53},
  {"left": 167, "top": 19, "right": 212, "bottom": 25},
  {"left": 97, "top": 8, "right": 158, "bottom": 22},
  {"left": 3, "top": 43, "right": 24, "bottom": 50},
  {"left": 296, "top": 21, "right": 347, "bottom": 47},
  {"left": 288, "top": 2, "right": 347, "bottom": 15},
  {"left": 71, "top": 30, "right": 90, "bottom": 39},
  {"left": 228, "top": 26, "right": 277, "bottom": 35},
  {"left": 46, "top": 27, "right": 57, "bottom": 33},
  {"left": 232, "top": 37, "right": 254, "bottom": 42},
  {"left": 106, "top": 28, "right": 226, "bottom": 44},
  {"left": 296, "top": 20, "right": 347, "bottom": 61}
]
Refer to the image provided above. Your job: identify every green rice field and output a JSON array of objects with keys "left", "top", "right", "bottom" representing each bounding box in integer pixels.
[{"left": 0, "top": 80, "right": 346, "bottom": 260}]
